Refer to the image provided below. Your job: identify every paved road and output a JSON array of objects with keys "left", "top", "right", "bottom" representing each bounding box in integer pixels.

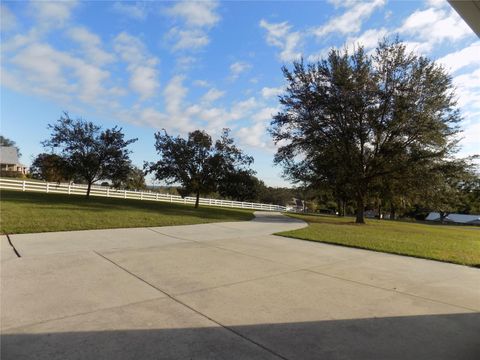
[{"left": 1, "top": 212, "right": 479, "bottom": 359}]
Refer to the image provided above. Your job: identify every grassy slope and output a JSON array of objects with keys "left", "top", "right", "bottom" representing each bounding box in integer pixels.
[
  {"left": 0, "top": 190, "right": 254, "bottom": 234},
  {"left": 278, "top": 213, "right": 480, "bottom": 267}
]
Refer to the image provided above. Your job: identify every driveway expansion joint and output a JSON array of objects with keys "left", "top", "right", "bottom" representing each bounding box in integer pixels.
[
  {"left": 93, "top": 250, "right": 290, "bottom": 360},
  {"left": 304, "top": 268, "right": 479, "bottom": 312}
]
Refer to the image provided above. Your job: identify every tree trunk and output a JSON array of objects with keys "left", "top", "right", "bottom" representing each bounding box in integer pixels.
[
  {"left": 439, "top": 211, "right": 448, "bottom": 224},
  {"left": 355, "top": 195, "right": 365, "bottom": 224},
  {"left": 390, "top": 203, "right": 396, "bottom": 220},
  {"left": 337, "top": 199, "right": 344, "bottom": 216},
  {"left": 194, "top": 189, "right": 200, "bottom": 208},
  {"left": 86, "top": 181, "right": 92, "bottom": 198}
]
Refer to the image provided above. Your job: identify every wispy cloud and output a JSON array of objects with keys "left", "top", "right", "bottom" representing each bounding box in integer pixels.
[
  {"left": 1, "top": 4, "right": 17, "bottom": 32},
  {"left": 313, "top": 0, "right": 385, "bottom": 38},
  {"left": 259, "top": 19, "right": 302, "bottom": 62},
  {"left": 164, "top": 0, "right": 220, "bottom": 52},
  {"left": 229, "top": 61, "right": 252, "bottom": 80},
  {"left": 113, "top": 32, "right": 159, "bottom": 100},
  {"left": 112, "top": 1, "right": 147, "bottom": 20}
]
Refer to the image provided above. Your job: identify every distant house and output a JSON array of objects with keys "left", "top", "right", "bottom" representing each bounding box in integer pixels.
[
  {"left": 0, "top": 146, "right": 28, "bottom": 175},
  {"left": 425, "top": 212, "right": 480, "bottom": 225},
  {"left": 286, "top": 198, "right": 306, "bottom": 212}
]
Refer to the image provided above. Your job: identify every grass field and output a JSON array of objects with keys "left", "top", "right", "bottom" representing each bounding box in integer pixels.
[
  {"left": 0, "top": 190, "right": 254, "bottom": 234},
  {"left": 278, "top": 213, "right": 480, "bottom": 267}
]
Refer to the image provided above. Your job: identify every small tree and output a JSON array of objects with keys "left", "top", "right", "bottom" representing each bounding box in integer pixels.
[
  {"left": 42, "top": 113, "right": 137, "bottom": 198},
  {"left": 146, "top": 129, "right": 254, "bottom": 208},
  {"left": 113, "top": 166, "right": 147, "bottom": 191},
  {"left": 30, "top": 153, "right": 72, "bottom": 183}
]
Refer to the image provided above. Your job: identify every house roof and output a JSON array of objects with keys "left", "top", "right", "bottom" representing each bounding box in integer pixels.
[
  {"left": 0, "top": 146, "right": 20, "bottom": 164},
  {"left": 448, "top": 0, "right": 480, "bottom": 37}
]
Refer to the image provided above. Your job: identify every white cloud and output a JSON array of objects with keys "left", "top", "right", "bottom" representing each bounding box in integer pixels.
[
  {"left": 168, "top": 28, "right": 210, "bottom": 51},
  {"left": 164, "top": 75, "right": 187, "bottom": 112},
  {"left": 252, "top": 106, "right": 279, "bottom": 122},
  {"left": 112, "top": 1, "right": 147, "bottom": 20},
  {"left": 452, "top": 68, "right": 480, "bottom": 110},
  {"left": 237, "top": 122, "right": 268, "bottom": 148},
  {"left": 166, "top": 0, "right": 219, "bottom": 28},
  {"left": 201, "top": 88, "right": 225, "bottom": 103},
  {"left": 345, "top": 27, "right": 388, "bottom": 50},
  {"left": 327, "top": 0, "right": 359, "bottom": 8},
  {"left": 230, "top": 97, "right": 259, "bottom": 120},
  {"left": 114, "top": 32, "right": 159, "bottom": 100},
  {"left": 313, "top": 0, "right": 385, "bottom": 38},
  {"left": 437, "top": 41, "right": 480, "bottom": 73},
  {"left": 398, "top": 7, "right": 473, "bottom": 47},
  {"left": 68, "top": 27, "right": 115, "bottom": 65},
  {"left": 261, "top": 86, "right": 283, "bottom": 99},
  {"left": 193, "top": 80, "right": 210, "bottom": 87},
  {"left": 30, "top": 0, "right": 78, "bottom": 27},
  {"left": 1, "top": 4, "right": 16, "bottom": 32},
  {"left": 164, "top": 0, "right": 220, "bottom": 52},
  {"left": 259, "top": 19, "right": 302, "bottom": 62},
  {"left": 229, "top": 61, "right": 252, "bottom": 80},
  {"left": 9, "top": 42, "right": 110, "bottom": 104}
]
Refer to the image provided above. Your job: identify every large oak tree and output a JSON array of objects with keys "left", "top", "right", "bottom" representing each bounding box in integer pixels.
[{"left": 271, "top": 39, "right": 465, "bottom": 223}]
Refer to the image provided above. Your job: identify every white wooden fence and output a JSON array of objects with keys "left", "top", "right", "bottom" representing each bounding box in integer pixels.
[{"left": 0, "top": 178, "right": 286, "bottom": 212}]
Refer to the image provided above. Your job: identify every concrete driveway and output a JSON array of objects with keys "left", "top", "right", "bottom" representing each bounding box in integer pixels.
[{"left": 1, "top": 212, "right": 479, "bottom": 359}]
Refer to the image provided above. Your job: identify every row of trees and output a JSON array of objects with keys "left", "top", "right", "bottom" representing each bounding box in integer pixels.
[
  {"left": 23, "top": 113, "right": 257, "bottom": 208},
  {"left": 270, "top": 39, "right": 478, "bottom": 223}
]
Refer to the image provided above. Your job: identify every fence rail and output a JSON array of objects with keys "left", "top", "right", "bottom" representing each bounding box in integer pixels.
[{"left": 0, "top": 178, "right": 286, "bottom": 212}]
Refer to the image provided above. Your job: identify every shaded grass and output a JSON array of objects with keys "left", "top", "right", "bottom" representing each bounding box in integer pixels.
[
  {"left": 277, "top": 213, "right": 480, "bottom": 267},
  {"left": 0, "top": 190, "right": 254, "bottom": 234}
]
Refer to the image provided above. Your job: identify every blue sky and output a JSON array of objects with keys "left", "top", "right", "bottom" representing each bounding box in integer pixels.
[{"left": 1, "top": 0, "right": 479, "bottom": 186}]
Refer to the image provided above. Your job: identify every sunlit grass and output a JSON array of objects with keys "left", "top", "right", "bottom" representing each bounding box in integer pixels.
[
  {"left": 0, "top": 189, "right": 254, "bottom": 234},
  {"left": 278, "top": 213, "right": 480, "bottom": 267}
]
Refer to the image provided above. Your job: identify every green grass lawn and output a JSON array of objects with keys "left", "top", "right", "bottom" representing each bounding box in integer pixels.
[
  {"left": 278, "top": 213, "right": 480, "bottom": 267},
  {"left": 0, "top": 190, "right": 254, "bottom": 234}
]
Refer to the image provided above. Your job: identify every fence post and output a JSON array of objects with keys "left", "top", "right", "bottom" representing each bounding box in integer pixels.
[
  {"left": 141, "top": 192, "right": 143, "bottom": 200},
  {"left": 107, "top": 188, "right": 109, "bottom": 197},
  {"left": 156, "top": 193, "right": 159, "bottom": 201},
  {"left": 22, "top": 181, "right": 26, "bottom": 191},
  {"left": 124, "top": 190, "right": 127, "bottom": 199},
  {"left": 68, "top": 184, "right": 71, "bottom": 194},
  {"left": 170, "top": 195, "right": 173, "bottom": 203},
  {"left": 46, "top": 183, "right": 49, "bottom": 193}
]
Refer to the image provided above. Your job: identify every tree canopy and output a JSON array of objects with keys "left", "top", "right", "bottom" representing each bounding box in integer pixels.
[
  {"left": 270, "top": 39, "right": 474, "bottom": 223},
  {"left": 30, "top": 153, "right": 72, "bottom": 183},
  {"left": 42, "top": 113, "right": 137, "bottom": 197},
  {"left": 146, "top": 129, "right": 254, "bottom": 208}
]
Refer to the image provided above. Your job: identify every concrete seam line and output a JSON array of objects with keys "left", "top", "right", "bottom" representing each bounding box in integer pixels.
[
  {"left": 5, "top": 234, "right": 21, "bottom": 258},
  {"left": 304, "top": 268, "right": 479, "bottom": 312},
  {"left": 174, "top": 269, "right": 308, "bottom": 297},
  {"left": 94, "top": 251, "right": 291, "bottom": 360},
  {"left": 1, "top": 296, "right": 166, "bottom": 333},
  {"left": 146, "top": 228, "right": 195, "bottom": 242}
]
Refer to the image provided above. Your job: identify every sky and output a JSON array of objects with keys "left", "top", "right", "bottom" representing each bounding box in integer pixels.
[{"left": 1, "top": 0, "right": 479, "bottom": 187}]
